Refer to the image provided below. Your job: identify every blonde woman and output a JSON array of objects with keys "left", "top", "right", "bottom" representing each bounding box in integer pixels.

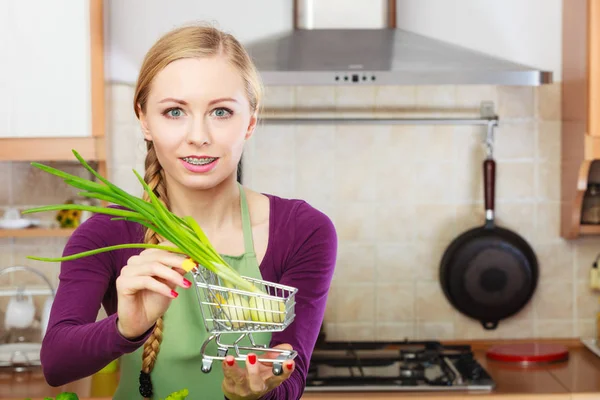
[{"left": 40, "top": 24, "right": 337, "bottom": 400}]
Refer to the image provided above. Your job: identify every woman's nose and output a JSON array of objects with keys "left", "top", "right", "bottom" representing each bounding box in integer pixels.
[{"left": 186, "top": 118, "right": 211, "bottom": 146}]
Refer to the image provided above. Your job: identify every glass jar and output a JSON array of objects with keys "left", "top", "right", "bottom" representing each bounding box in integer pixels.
[{"left": 581, "top": 183, "right": 600, "bottom": 224}]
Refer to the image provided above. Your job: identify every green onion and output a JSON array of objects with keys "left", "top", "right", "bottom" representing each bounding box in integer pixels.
[{"left": 22, "top": 149, "right": 262, "bottom": 294}]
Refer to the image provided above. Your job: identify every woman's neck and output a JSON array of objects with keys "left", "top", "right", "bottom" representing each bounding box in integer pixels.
[{"left": 166, "top": 175, "right": 241, "bottom": 235}]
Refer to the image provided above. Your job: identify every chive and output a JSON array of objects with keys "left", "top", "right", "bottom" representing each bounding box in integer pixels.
[{"left": 23, "top": 149, "right": 262, "bottom": 294}]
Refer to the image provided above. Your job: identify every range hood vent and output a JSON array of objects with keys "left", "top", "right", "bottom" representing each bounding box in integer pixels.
[{"left": 245, "top": 1, "right": 552, "bottom": 86}]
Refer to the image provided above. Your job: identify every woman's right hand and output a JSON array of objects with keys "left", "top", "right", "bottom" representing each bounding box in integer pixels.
[{"left": 115, "top": 241, "right": 192, "bottom": 339}]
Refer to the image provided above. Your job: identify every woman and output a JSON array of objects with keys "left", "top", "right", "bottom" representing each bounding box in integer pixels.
[{"left": 40, "top": 24, "right": 337, "bottom": 400}]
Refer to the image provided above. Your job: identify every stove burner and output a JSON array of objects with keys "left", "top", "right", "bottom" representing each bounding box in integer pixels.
[{"left": 305, "top": 340, "right": 495, "bottom": 392}]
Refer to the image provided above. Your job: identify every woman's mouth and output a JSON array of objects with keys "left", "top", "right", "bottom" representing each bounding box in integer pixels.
[{"left": 180, "top": 156, "right": 219, "bottom": 173}]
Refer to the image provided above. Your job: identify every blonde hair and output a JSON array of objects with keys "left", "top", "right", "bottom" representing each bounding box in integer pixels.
[{"left": 132, "top": 24, "right": 263, "bottom": 398}]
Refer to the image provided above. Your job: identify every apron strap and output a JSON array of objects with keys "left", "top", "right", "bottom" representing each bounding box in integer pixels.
[{"left": 238, "top": 183, "right": 256, "bottom": 255}]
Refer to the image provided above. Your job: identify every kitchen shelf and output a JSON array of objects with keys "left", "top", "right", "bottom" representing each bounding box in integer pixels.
[
  {"left": 561, "top": 0, "right": 600, "bottom": 239},
  {"left": 0, "top": 228, "right": 76, "bottom": 238},
  {"left": 579, "top": 224, "right": 600, "bottom": 235},
  {"left": 0, "top": 136, "right": 106, "bottom": 162}
]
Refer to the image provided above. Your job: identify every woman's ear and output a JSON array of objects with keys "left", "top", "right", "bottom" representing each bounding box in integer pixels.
[
  {"left": 138, "top": 103, "right": 152, "bottom": 141},
  {"left": 244, "top": 109, "right": 259, "bottom": 140}
]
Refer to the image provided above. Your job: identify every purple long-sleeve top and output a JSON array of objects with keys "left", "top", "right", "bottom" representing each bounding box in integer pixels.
[{"left": 40, "top": 194, "right": 337, "bottom": 400}]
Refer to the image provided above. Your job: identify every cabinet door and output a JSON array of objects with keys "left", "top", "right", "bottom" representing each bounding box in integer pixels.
[
  {"left": 11, "top": 0, "right": 91, "bottom": 138},
  {"left": 0, "top": 0, "right": 11, "bottom": 138}
]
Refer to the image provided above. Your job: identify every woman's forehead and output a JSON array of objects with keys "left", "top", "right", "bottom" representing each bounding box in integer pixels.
[{"left": 149, "top": 57, "right": 247, "bottom": 104}]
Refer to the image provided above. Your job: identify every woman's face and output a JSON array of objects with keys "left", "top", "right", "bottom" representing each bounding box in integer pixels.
[{"left": 139, "top": 56, "right": 256, "bottom": 191}]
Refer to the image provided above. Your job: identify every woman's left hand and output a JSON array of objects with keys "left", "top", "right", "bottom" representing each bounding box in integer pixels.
[{"left": 222, "top": 343, "right": 296, "bottom": 400}]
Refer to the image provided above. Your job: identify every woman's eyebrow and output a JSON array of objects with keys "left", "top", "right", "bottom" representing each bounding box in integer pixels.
[{"left": 157, "top": 97, "right": 238, "bottom": 105}]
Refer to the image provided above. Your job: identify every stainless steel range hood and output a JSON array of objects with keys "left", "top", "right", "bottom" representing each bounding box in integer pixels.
[{"left": 245, "top": 1, "right": 552, "bottom": 86}]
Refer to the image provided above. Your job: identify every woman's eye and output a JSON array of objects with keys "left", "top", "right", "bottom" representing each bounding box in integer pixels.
[
  {"left": 165, "top": 108, "right": 183, "bottom": 118},
  {"left": 211, "top": 108, "right": 232, "bottom": 118}
]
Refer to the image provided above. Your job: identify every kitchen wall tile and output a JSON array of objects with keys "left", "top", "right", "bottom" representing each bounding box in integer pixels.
[
  {"left": 535, "top": 202, "right": 561, "bottom": 244},
  {"left": 12, "top": 161, "right": 91, "bottom": 206},
  {"left": 493, "top": 203, "right": 536, "bottom": 244},
  {"left": 334, "top": 150, "right": 379, "bottom": 202},
  {"left": 294, "top": 123, "right": 335, "bottom": 209},
  {"left": 574, "top": 237, "right": 600, "bottom": 281},
  {"left": 455, "top": 85, "right": 498, "bottom": 109},
  {"left": 109, "top": 125, "right": 146, "bottom": 170},
  {"left": 334, "top": 243, "right": 376, "bottom": 283},
  {"left": 253, "top": 125, "right": 296, "bottom": 166},
  {"left": 109, "top": 83, "right": 137, "bottom": 126},
  {"left": 295, "top": 86, "right": 336, "bottom": 117},
  {"left": 413, "top": 204, "right": 457, "bottom": 243},
  {"left": 334, "top": 202, "right": 376, "bottom": 241},
  {"left": 415, "top": 281, "right": 456, "bottom": 321},
  {"left": 328, "top": 283, "right": 375, "bottom": 324},
  {"left": 537, "top": 121, "right": 561, "bottom": 162},
  {"left": 375, "top": 244, "right": 417, "bottom": 282},
  {"left": 535, "top": 320, "right": 574, "bottom": 338},
  {"left": 327, "top": 322, "right": 376, "bottom": 341},
  {"left": 416, "top": 321, "right": 455, "bottom": 340},
  {"left": 537, "top": 82, "right": 561, "bottom": 121},
  {"left": 374, "top": 203, "right": 417, "bottom": 242},
  {"left": 494, "top": 121, "right": 536, "bottom": 160},
  {"left": 376, "top": 283, "right": 414, "bottom": 322},
  {"left": 251, "top": 163, "right": 295, "bottom": 198},
  {"left": 534, "top": 281, "right": 574, "bottom": 319},
  {"left": 577, "top": 319, "right": 596, "bottom": 338},
  {"left": 497, "top": 86, "right": 535, "bottom": 119},
  {"left": 415, "top": 86, "right": 457, "bottom": 116},
  {"left": 536, "top": 162, "right": 561, "bottom": 201},
  {"left": 375, "top": 322, "right": 415, "bottom": 341},
  {"left": 576, "top": 281, "right": 598, "bottom": 320},
  {"left": 495, "top": 162, "right": 535, "bottom": 201},
  {"left": 494, "top": 318, "right": 534, "bottom": 339},
  {"left": 262, "top": 86, "right": 295, "bottom": 110},
  {"left": 374, "top": 86, "right": 417, "bottom": 111},
  {"left": 0, "top": 239, "right": 14, "bottom": 286},
  {"left": 535, "top": 241, "right": 575, "bottom": 282},
  {"left": 336, "top": 86, "right": 376, "bottom": 109},
  {"left": 0, "top": 162, "right": 11, "bottom": 204}
]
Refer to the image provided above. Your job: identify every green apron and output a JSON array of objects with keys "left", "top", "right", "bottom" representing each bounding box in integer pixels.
[{"left": 114, "top": 185, "right": 272, "bottom": 399}]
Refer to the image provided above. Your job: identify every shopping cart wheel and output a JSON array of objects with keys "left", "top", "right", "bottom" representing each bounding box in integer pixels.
[
  {"left": 201, "top": 359, "right": 213, "bottom": 373},
  {"left": 272, "top": 362, "right": 283, "bottom": 376}
]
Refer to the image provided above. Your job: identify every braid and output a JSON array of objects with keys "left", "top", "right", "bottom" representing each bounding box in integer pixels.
[{"left": 138, "top": 143, "right": 169, "bottom": 399}]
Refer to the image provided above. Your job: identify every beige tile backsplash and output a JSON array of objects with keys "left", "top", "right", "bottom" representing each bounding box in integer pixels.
[{"left": 1, "top": 81, "right": 599, "bottom": 342}]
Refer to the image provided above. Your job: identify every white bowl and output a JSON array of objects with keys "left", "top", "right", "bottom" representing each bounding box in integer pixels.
[{"left": 0, "top": 219, "right": 32, "bottom": 229}]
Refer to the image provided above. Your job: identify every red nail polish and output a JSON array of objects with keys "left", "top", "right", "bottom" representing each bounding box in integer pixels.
[
  {"left": 170, "top": 290, "right": 179, "bottom": 298},
  {"left": 286, "top": 361, "right": 293, "bottom": 370},
  {"left": 226, "top": 357, "right": 234, "bottom": 366},
  {"left": 183, "top": 278, "right": 192, "bottom": 288},
  {"left": 248, "top": 354, "right": 256, "bottom": 365}
]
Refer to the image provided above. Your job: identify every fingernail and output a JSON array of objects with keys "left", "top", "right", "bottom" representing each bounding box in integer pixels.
[
  {"left": 183, "top": 278, "right": 192, "bottom": 288},
  {"left": 248, "top": 354, "right": 256, "bottom": 365},
  {"left": 286, "top": 361, "right": 293, "bottom": 370},
  {"left": 226, "top": 356, "right": 234, "bottom": 366},
  {"left": 170, "top": 290, "right": 179, "bottom": 298}
]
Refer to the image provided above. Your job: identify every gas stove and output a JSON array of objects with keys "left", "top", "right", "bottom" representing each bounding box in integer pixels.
[{"left": 305, "top": 340, "right": 495, "bottom": 392}]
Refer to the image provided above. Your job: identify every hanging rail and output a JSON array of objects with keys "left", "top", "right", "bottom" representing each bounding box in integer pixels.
[{"left": 260, "top": 101, "right": 499, "bottom": 128}]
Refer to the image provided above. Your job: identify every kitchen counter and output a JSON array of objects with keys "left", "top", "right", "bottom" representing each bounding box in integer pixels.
[{"left": 1, "top": 339, "right": 599, "bottom": 399}]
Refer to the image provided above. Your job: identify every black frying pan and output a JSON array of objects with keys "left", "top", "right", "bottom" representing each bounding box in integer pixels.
[{"left": 439, "top": 153, "right": 538, "bottom": 330}]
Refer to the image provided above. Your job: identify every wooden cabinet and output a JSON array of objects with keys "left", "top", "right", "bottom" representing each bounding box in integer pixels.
[
  {"left": 0, "top": 0, "right": 106, "bottom": 163},
  {"left": 561, "top": 0, "right": 600, "bottom": 239}
]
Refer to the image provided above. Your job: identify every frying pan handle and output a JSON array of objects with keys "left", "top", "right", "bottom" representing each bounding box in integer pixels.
[{"left": 484, "top": 158, "right": 495, "bottom": 224}]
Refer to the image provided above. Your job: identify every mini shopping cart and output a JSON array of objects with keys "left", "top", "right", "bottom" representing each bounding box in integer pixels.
[{"left": 191, "top": 267, "right": 299, "bottom": 375}]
